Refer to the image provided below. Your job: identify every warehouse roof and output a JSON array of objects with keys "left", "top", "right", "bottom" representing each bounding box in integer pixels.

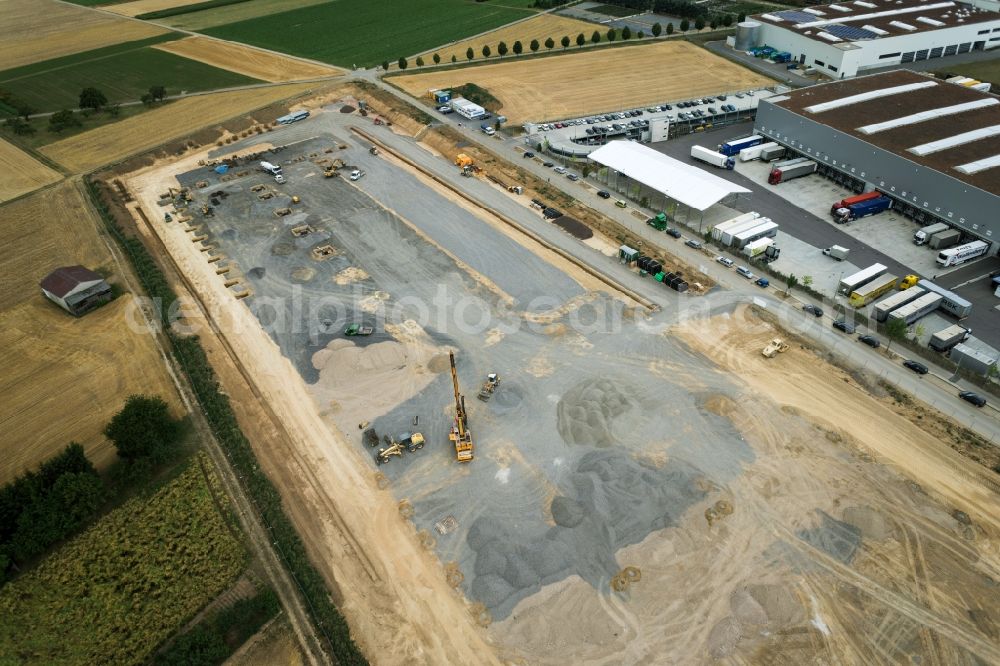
[
  {"left": 763, "top": 70, "right": 1000, "bottom": 192},
  {"left": 589, "top": 141, "right": 751, "bottom": 211},
  {"left": 753, "top": 0, "right": 1000, "bottom": 47},
  {"left": 39, "top": 265, "right": 105, "bottom": 298}
]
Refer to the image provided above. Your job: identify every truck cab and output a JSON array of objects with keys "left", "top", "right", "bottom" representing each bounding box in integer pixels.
[{"left": 899, "top": 274, "right": 919, "bottom": 290}]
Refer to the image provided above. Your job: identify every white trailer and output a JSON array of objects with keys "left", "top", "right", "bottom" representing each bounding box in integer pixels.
[
  {"left": 913, "top": 222, "right": 948, "bottom": 245},
  {"left": 731, "top": 220, "right": 778, "bottom": 249},
  {"left": 691, "top": 145, "right": 734, "bottom": 169},
  {"left": 936, "top": 240, "right": 989, "bottom": 267},
  {"left": 917, "top": 279, "right": 973, "bottom": 319},
  {"left": 450, "top": 97, "right": 486, "bottom": 120},
  {"left": 738, "top": 141, "right": 780, "bottom": 162},
  {"left": 873, "top": 287, "right": 925, "bottom": 322},
  {"left": 720, "top": 217, "right": 772, "bottom": 246},
  {"left": 929, "top": 324, "right": 970, "bottom": 352},
  {"left": 838, "top": 263, "right": 887, "bottom": 295},
  {"left": 710, "top": 212, "right": 760, "bottom": 241},
  {"left": 742, "top": 236, "right": 774, "bottom": 257},
  {"left": 888, "top": 292, "right": 943, "bottom": 326}
]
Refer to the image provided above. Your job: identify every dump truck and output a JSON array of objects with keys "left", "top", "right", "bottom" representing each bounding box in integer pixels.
[
  {"left": 929, "top": 324, "right": 970, "bottom": 352},
  {"left": 762, "top": 339, "right": 789, "bottom": 358},
  {"left": 455, "top": 154, "right": 473, "bottom": 169},
  {"left": 477, "top": 373, "right": 500, "bottom": 401},
  {"left": 822, "top": 245, "right": 849, "bottom": 261},
  {"left": 344, "top": 323, "right": 373, "bottom": 336},
  {"left": 768, "top": 158, "right": 816, "bottom": 184},
  {"left": 691, "top": 145, "right": 735, "bottom": 169},
  {"left": 913, "top": 222, "right": 949, "bottom": 245},
  {"left": 833, "top": 195, "right": 891, "bottom": 223}
]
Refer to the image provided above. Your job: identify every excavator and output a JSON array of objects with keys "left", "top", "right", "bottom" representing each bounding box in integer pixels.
[{"left": 448, "top": 352, "right": 474, "bottom": 462}]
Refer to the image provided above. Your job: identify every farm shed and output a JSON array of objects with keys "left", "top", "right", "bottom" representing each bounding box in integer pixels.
[{"left": 40, "top": 265, "right": 112, "bottom": 316}]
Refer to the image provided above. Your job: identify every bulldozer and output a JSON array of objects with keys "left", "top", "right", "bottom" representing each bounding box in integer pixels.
[
  {"left": 448, "top": 352, "right": 474, "bottom": 463},
  {"left": 477, "top": 373, "right": 500, "bottom": 401},
  {"left": 762, "top": 338, "right": 789, "bottom": 358}
]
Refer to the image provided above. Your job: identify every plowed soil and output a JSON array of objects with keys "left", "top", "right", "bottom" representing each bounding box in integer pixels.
[
  {"left": 392, "top": 40, "right": 774, "bottom": 123},
  {"left": 154, "top": 36, "right": 342, "bottom": 82}
]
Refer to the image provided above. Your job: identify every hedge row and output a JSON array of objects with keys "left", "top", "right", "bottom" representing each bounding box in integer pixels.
[
  {"left": 137, "top": 0, "right": 249, "bottom": 20},
  {"left": 85, "top": 179, "right": 367, "bottom": 666}
]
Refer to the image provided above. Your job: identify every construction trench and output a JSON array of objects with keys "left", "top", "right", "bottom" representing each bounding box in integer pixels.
[{"left": 125, "top": 102, "right": 1000, "bottom": 664}]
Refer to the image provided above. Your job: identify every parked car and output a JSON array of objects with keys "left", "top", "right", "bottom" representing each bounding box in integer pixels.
[
  {"left": 597, "top": 190, "right": 611, "bottom": 199},
  {"left": 349, "top": 169, "right": 364, "bottom": 181},
  {"left": 543, "top": 161, "right": 554, "bottom": 167},
  {"left": 615, "top": 199, "right": 627, "bottom": 208},
  {"left": 685, "top": 239, "right": 702, "bottom": 249},
  {"left": 959, "top": 391, "right": 987, "bottom": 407},
  {"left": 666, "top": 228, "right": 682, "bottom": 238},
  {"left": 438, "top": 105, "right": 453, "bottom": 114},
  {"left": 566, "top": 173, "right": 579, "bottom": 181},
  {"left": 903, "top": 360, "right": 929, "bottom": 375},
  {"left": 802, "top": 304, "right": 823, "bottom": 317},
  {"left": 858, "top": 334, "right": 881, "bottom": 348},
  {"left": 274, "top": 174, "right": 286, "bottom": 184},
  {"left": 832, "top": 320, "right": 855, "bottom": 333},
  {"left": 553, "top": 166, "right": 567, "bottom": 174},
  {"left": 523, "top": 151, "right": 535, "bottom": 158},
  {"left": 754, "top": 277, "right": 769, "bottom": 288},
  {"left": 716, "top": 256, "right": 734, "bottom": 267},
  {"left": 736, "top": 266, "right": 754, "bottom": 279}
]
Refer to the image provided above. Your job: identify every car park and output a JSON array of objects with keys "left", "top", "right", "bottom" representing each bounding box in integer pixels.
[
  {"left": 708, "top": 107, "right": 718, "bottom": 115},
  {"left": 685, "top": 239, "right": 703, "bottom": 249},
  {"left": 832, "top": 320, "right": 855, "bottom": 333},
  {"left": 903, "top": 360, "right": 929, "bottom": 375},
  {"left": 523, "top": 151, "right": 535, "bottom": 158},
  {"left": 959, "top": 391, "right": 987, "bottom": 407},
  {"left": 597, "top": 190, "right": 611, "bottom": 199},
  {"left": 803, "top": 304, "right": 823, "bottom": 317},
  {"left": 716, "top": 256, "right": 734, "bottom": 267},
  {"left": 736, "top": 266, "right": 754, "bottom": 279},
  {"left": 858, "top": 334, "right": 880, "bottom": 348},
  {"left": 754, "top": 277, "right": 769, "bottom": 288},
  {"left": 666, "top": 228, "right": 682, "bottom": 238}
]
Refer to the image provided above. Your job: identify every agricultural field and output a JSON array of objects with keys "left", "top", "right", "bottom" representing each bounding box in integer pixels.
[
  {"left": 0, "top": 44, "right": 260, "bottom": 114},
  {"left": 0, "top": 138, "right": 62, "bottom": 202},
  {"left": 0, "top": 179, "right": 182, "bottom": 482},
  {"left": 203, "top": 0, "right": 534, "bottom": 67},
  {"left": 154, "top": 36, "right": 342, "bottom": 82},
  {"left": 0, "top": 0, "right": 169, "bottom": 70},
  {"left": 40, "top": 82, "right": 317, "bottom": 173},
  {"left": 392, "top": 40, "right": 774, "bottom": 123},
  {"left": 105, "top": 0, "right": 226, "bottom": 17},
  {"left": 417, "top": 12, "right": 597, "bottom": 64},
  {"left": 0, "top": 455, "right": 246, "bottom": 664},
  {"left": 158, "top": 0, "right": 329, "bottom": 30}
]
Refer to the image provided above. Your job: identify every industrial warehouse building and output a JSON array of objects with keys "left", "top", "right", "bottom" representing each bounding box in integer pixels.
[
  {"left": 40, "top": 265, "right": 112, "bottom": 316},
  {"left": 754, "top": 70, "right": 1000, "bottom": 250},
  {"left": 741, "top": 0, "right": 1000, "bottom": 78}
]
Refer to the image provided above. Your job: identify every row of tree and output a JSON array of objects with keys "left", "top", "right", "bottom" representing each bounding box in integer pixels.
[
  {"left": 3, "top": 85, "right": 168, "bottom": 137},
  {"left": 389, "top": 14, "right": 744, "bottom": 70},
  {"left": 0, "top": 394, "right": 183, "bottom": 583}
]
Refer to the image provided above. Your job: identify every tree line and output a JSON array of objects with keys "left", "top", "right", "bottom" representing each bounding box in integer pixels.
[
  {"left": 0, "top": 394, "right": 183, "bottom": 584},
  {"left": 2, "top": 85, "right": 169, "bottom": 137}
]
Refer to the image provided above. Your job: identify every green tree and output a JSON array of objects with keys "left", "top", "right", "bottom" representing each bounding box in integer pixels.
[
  {"left": 4, "top": 117, "right": 34, "bottom": 135},
  {"left": 498, "top": 41, "right": 508, "bottom": 57},
  {"left": 544, "top": 37, "right": 555, "bottom": 50},
  {"left": 710, "top": 17, "right": 718, "bottom": 29},
  {"left": 784, "top": 273, "right": 798, "bottom": 295},
  {"left": 513, "top": 40, "right": 523, "bottom": 55},
  {"left": 695, "top": 17, "right": 705, "bottom": 30},
  {"left": 914, "top": 323, "right": 927, "bottom": 339},
  {"left": 466, "top": 47, "right": 474, "bottom": 61},
  {"left": 622, "top": 26, "right": 632, "bottom": 40},
  {"left": 652, "top": 22, "right": 662, "bottom": 37},
  {"left": 433, "top": 52, "right": 441, "bottom": 64},
  {"left": 680, "top": 18, "right": 690, "bottom": 31},
  {"left": 48, "top": 109, "right": 81, "bottom": 133},
  {"left": 591, "top": 30, "right": 601, "bottom": 45},
  {"left": 10, "top": 472, "right": 104, "bottom": 563},
  {"left": 104, "top": 394, "right": 182, "bottom": 463},
  {"left": 415, "top": 55, "right": 424, "bottom": 67},
  {"left": 398, "top": 56, "right": 408, "bottom": 70},
  {"left": 530, "top": 39, "right": 540, "bottom": 52},
  {"left": 576, "top": 33, "right": 586, "bottom": 47},
  {"left": 157, "top": 626, "right": 229, "bottom": 666},
  {"left": 802, "top": 275, "right": 813, "bottom": 288},
  {"left": 723, "top": 14, "right": 733, "bottom": 27},
  {"left": 141, "top": 93, "right": 154, "bottom": 107},
  {"left": 666, "top": 22, "right": 674, "bottom": 35},
  {"left": 13, "top": 102, "right": 36, "bottom": 122},
  {"left": 149, "top": 85, "right": 166, "bottom": 102},
  {"left": 561, "top": 35, "right": 570, "bottom": 49},
  {"left": 607, "top": 28, "right": 617, "bottom": 42},
  {"left": 482, "top": 45, "right": 491, "bottom": 58},
  {"left": 451, "top": 54, "right": 457, "bottom": 63},
  {"left": 884, "top": 317, "right": 908, "bottom": 354},
  {"left": 79, "top": 87, "right": 107, "bottom": 112},
  {"left": 738, "top": 13, "right": 746, "bottom": 22},
  {"left": 381, "top": 60, "right": 389, "bottom": 70}
]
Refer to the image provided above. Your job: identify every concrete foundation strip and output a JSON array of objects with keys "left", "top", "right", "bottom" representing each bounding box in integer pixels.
[{"left": 351, "top": 126, "right": 657, "bottom": 311}]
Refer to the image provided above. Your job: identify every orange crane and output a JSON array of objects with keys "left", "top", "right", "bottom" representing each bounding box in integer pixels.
[{"left": 448, "top": 352, "right": 474, "bottom": 462}]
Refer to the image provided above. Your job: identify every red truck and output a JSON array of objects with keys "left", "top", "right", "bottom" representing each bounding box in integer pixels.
[{"left": 830, "top": 190, "right": 881, "bottom": 215}]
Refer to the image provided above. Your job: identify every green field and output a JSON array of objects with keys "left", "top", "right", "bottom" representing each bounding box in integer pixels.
[
  {"left": 0, "top": 40, "right": 260, "bottom": 113},
  {"left": 203, "top": 0, "right": 534, "bottom": 67},
  {"left": 0, "top": 455, "right": 245, "bottom": 665},
  {"left": 162, "top": 0, "right": 330, "bottom": 30}
]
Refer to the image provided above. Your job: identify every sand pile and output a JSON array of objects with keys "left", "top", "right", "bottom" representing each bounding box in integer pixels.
[
  {"left": 842, "top": 505, "right": 892, "bottom": 541},
  {"left": 556, "top": 377, "right": 638, "bottom": 448}
]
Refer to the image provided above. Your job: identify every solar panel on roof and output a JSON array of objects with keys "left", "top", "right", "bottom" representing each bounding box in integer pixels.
[
  {"left": 825, "top": 23, "right": 880, "bottom": 38},
  {"left": 775, "top": 10, "right": 817, "bottom": 22}
]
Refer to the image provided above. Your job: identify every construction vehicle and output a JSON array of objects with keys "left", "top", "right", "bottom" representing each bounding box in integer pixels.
[
  {"left": 200, "top": 204, "right": 214, "bottom": 217},
  {"left": 477, "top": 373, "right": 500, "bottom": 401},
  {"left": 344, "top": 323, "right": 373, "bottom": 336},
  {"left": 762, "top": 338, "right": 789, "bottom": 358},
  {"left": 369, "top": 146, "right": 379, "bottom": 155},
  {"left": 455, "top": 154, "right": 473, "bottom": 169},
  {"left": 899, "top": 274, "right": 919, "bottom": 290},
  {"left": 164, "top": 212, "right": 172, "bottom": 222},
  {"left": 324, "top": 167, "right": 337, "bottom": 178},
  {"left": 374, "top": 432, "right": 424, "bottom": 465},
  {"left": 291, "top": 195, "right": 301, "bottom": 204},
  {"left": 448, "top": 352, "right": 474, "bottom": 462}
]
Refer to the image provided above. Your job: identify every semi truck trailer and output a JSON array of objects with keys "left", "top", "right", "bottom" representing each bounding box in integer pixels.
[
  {"left": 873, "top": 287, "right": 925, "bottom": 322},
  {"left": 839, "top": 263, "right": 887, "bottom": 295},
  {"left": 831, "top": 191, "right": 882, "bottom": 215},
  {"left": 936, "top": 240, "right": 988, "bottom": 267},
  {"left": 710, "top": 212, "right": 760, "bottom": 241},
  {"left": 913, "top": 222, "right": 948, "bottom": 245},
  {"left": 719, "top": 135, "right": 763, "bottom": 156},
  {"left": 833, "top": 195, "right": 891, "bottom": 223},
  {"left": 887, "top": 292, "right": 943, "bottom": 326},
  {"left": 928, "top": 229, "right": 961, "bottom": 250},
  {"left": 929, "top": 324, "right": 970, "bottom": 352},
  {"left": 917, "top": 279, "right": 973, "bottom": 319},
  {"left": 768, "top": 158, "right": 817, "bottom": 184},
  {"left": 738, "top": 141, "right": 779, "bottom": 162},
  {"left": 849, "top": 273, "right": 898, "bottom": 308},
  {"left": 692, "top": 145, "right": 735, "bottom": 169},
  {"left": 760, "top": 144, "right": 786, "bottom": 161}
]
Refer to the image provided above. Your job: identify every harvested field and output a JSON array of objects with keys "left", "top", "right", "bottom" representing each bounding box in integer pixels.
[
  {"left": 0, "top": 138, "right": 62, "bottom": 202},
  {"left": 392, "top": 40, "right": 775, "bottom": 123},
  {"left": 0, "top": 0, "right": 169, "bottom": 69},
  {"left": 418, "top": 13, "right": 597, "bottom": 63},
  {"left": 160, "top": 0, "right": 328, "bottom": 30},
  {"left": 105, "top": 0, "right": 221, "bottom": 17},
  {"left": 40, "top": 82, "right": 317, "bottom": 173},
  {"left": 154, "top": 36, "right": 342, "bottom": 82},
  {"left": 0, "top": 179, "right": 180, "bottom": 482}
]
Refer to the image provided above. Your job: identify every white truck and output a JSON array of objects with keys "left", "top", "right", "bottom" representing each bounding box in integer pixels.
[
  {"left": 822, "top": 245, "right": 849, "bottom": 261},
  {"left": 936, "top": 240, "right": 989, "bottom": 267},
  {"left": 913, "top": 222, "right": 948, "bottom": 245},
  {"left": 260, "top": 160, "right": 282, "bottom": 176},
  {"left": 691, "top": 145, "right": 735, "bottom": 170}
]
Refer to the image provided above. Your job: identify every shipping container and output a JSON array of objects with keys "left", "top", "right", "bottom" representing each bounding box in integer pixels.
[
  {"left": 831, "top": 190, "right": 881, "bottom": 215},
  {"left": 887, "top": 292, "right": 943, "bottom": 326},
  {"left": 768, "top": 159, "right": 817, "bottom": 184},
  {"left": 929, "top": 324, "right": 970, "bottom": 352},
  {"left": 849, "top": 273, "right": 898, "bottom": 308},
  {"left": 839, "top": 263, "right": 888, "bottom": 295},
  {"left": 873, "top": 287, "right": 925, "bottom": 322},
  {"left": 760, "top": 144, "right": 786, "bottom": 161},
  {"left": 731, "top": 220, "right": 778, "bottom": 249},
  {"left": 936, "top": 240, "right": 989, "bottom": 267},
  {"left": 719, "top": 135, "right": 763, "bottom": 156},
  {"left": 917, "top": 279, "right": 973, "bottom": 318},
  {"left": 949, "top": 343, "right": 997, "bottom": 376},
  {"left": 928, "top": 228, "right": 961, "bottom": 250},
  {"left": 913, "top": 222, "right": 948, "bottom": 245},
  {"left": 711, "top": 212, "right": 760, "bottom": 241}
]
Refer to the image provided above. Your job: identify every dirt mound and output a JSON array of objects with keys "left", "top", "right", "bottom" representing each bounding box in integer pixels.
[
  {"left": 550, "top": 216, "right": 593, "bottom": 240},
  {"left": 556, "top": 377, "right": 637, "bottom": 448},
  {"left": 730, "top": 588, "right": 769, "bottom": 627},
  {"left": 843, "top": 505, "right": 892, "bottom": 541},
  {"left": 340, "top": 105, "right": 356, "bottom": 113},
  {"left": 747, "top": 584, "right": 802, "bottom": 628},
  {"left": 707, "top": 616, "right": 742, "bottom": 659},
  {"left": 427, "top": 353, "right": 450, "bottom": 373}
]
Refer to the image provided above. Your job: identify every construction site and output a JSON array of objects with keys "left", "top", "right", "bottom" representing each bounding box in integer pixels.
[{"left": 115, "top": 98, "right": 1000, "bottom": 665}]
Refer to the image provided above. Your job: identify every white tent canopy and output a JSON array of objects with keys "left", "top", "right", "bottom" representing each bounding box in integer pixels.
[{"left": 589, "top": 141, "right": 751, "bottom": 211}]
